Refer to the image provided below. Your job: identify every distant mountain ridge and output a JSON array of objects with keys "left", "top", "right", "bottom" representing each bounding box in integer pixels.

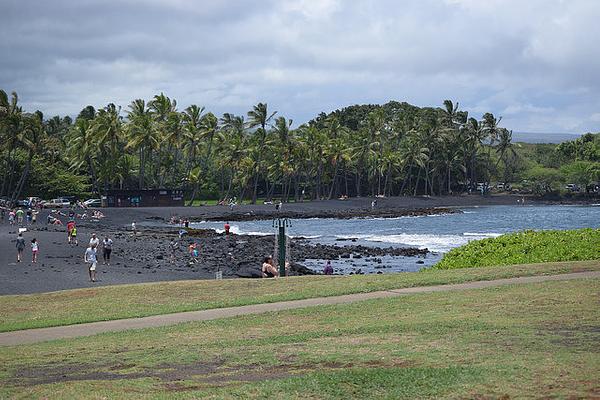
[{"left": 512, "top": 131, "right": 581, "bottom": 144}]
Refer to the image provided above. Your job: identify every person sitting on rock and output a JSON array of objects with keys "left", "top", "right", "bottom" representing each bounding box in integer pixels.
[{"left": 262, "top": 256, "right": 279, "bottom": 278}]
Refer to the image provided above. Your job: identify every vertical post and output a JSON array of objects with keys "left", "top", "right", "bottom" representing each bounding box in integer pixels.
[{"left": 278, "top": 225, "right": 286, "bottom": 277}]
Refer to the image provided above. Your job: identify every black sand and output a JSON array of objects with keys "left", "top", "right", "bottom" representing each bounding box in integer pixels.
[{"left": 0, "top": 194, "right": 566, "bottom": 295}]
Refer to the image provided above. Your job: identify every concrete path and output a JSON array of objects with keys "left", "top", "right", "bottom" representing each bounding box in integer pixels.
[{"left": 1, "top": 271, "right": 598, "bottom": 346}]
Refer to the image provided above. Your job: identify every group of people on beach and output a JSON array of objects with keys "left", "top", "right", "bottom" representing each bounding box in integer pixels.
[
  {"left": 1, "top": 207, "right": 39, "bottom": 226},
  {"left": 83, "top": 233, "right": 113, "bottom": 282}
]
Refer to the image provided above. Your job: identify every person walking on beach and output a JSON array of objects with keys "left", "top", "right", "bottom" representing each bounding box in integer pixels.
[
  {"left": 15, "top": 208, "right": 24, "bottom": 225},
  {"left": 31, "top": 238, "right": 39, "bottom": 263},
  {"left": 89, "top": 233, "right": 100, "bottom": 249},
  {"left": 169, "top": 239, "right": 178, "bottom": 263},
  {"left": 224, "top": 222, "right": 231, "bottom": 237},
  {"left": 70, "top": 226, "right": 78, "bottom": 246},
  {"left": 262, "top": 256, "right": 279, "bottom": 278},
  {"left": 26, "top": 209, "right": 32, "bottom": 225},
  {"left": 67, "top": 220, "right": 75, "bottom": 244},
  {"left": 131, "top": 221, "right": 137, "bottom": 237},
  {"left": 84, "top": 243, "right": 98, "bottom": 282},
  {"left": 102, "top": 236, "right": 113, "bottom": 265},
  {"left": 8, "top": 210, "right": 15, "bottom": 226},
  {"left": 15, "top": 232, "right": 25, "bottom": 263},
  {"left": 31, "top": 210, "right": 37, "bottom": 224}
]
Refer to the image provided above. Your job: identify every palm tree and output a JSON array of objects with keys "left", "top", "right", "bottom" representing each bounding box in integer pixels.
[
  {"left": 126, "top": 99, "right": 157, "bottom": 189},
  {"left": 90, "top": 103, "right": 123, "bottom": 190},
  {"left": 247, "top": 103, "right": 277, "bottom": 203},
  {"left": 11, "top": 112, "right": 44, "bottom": 202},
  {"left": 187, "top": 112, "right": 219, "bottom": 205}
]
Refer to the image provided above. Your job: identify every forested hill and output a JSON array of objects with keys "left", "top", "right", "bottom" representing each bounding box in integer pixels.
[{"left": 310, "top": 101, "right": 447, "bottom": 131}]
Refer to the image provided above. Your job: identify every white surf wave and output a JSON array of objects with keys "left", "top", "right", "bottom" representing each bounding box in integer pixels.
[
  {"left": 338, "top": 232, "right": 502, "bottom": 253},
  {"left": 463, "top": 232, "right": 502, "bottom": 237},
  {"left": 212, "top": 225, "right": 271, "bottom": 236}
]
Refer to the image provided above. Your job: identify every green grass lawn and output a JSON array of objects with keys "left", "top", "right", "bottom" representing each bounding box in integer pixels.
[
  {"left": 1, "top": 260, "right": 598, "bottom": 332},
  {"left": 0, "top": 277, "right": 598, "bottom": 399},
  {"left": 435, "top": 228, "right": 600, "bottom": 269}
]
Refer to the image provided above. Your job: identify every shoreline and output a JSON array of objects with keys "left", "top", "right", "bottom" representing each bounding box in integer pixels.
[{"left": 0, "top": 195, "right": 596, "bottom": 295}]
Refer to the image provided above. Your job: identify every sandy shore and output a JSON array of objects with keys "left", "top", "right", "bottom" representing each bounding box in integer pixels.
[{"left": 0, "top": 194, "right": 568, "bottom": 295}]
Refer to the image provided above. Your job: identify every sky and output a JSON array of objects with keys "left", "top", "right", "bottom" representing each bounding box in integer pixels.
[{"left": 1, "top": 0, "right": 599, "bottom": 134}]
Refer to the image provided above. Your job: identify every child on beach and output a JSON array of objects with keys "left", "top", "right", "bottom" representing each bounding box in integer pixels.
[
  {"left": 31, "top": 238, "right": 39, "bottom": 263},
  {"left": 70, "top": 226, "right": 78, "bottom": 245},
  {"left": 15, "top": 232, "right": 25, "bottom": 262},
  {"left": 67, "top": 221, "right": 75, "bottom": 243},
  {"left": 84, "top": 243, "right": 98, "bottom": 282}
]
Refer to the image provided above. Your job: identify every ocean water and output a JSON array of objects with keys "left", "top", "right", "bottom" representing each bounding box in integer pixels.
[{"left": 192, "top": 204, "right": 600, "bottom": 274}]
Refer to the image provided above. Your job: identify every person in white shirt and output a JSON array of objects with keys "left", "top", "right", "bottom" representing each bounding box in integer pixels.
[
  {"left": 89, "top": 233, "right": 100, "bottom": 248},
  {"left": 84, "top": 244, "right": 98, "bottom": 282}
]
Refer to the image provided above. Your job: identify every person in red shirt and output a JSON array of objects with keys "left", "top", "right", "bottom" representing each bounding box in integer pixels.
[
  {"left": 224, "top": 222, "right": 230, "bottom": 236},
  {"left": 67, "top": 221, "right": 75, "bottom": 244}
]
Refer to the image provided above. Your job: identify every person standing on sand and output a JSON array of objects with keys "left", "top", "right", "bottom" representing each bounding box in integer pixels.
[
  {"left": 70, "top": 226, "right": 78, "bottom": 246},
  {"left": 102, "top": 236, "right": 113, "bottom": 265},
  {"left": 67, "top": 220, "right": 75, "bottom": 244},
  {"left": 31, "top": 238, "right": 39, "bottom": 263},
  {"left": 262, "top": 256, "right": 279, "bottom": 278},
  {"left": 84, "top": 243, "right": 98, "bottom": 282},
  {"left": 15, "top": 208, "right": 24, "bottom": 225},
  {"left": 169, "top": 239, "right": 178, "bottom": 263},
  {"left": 15, "top": 232, "right": 25, "bottom": 262},
  {"left": 131, "top": 221, "right": 137, "bottom": 236},
  {"left": 89, "top": 233, "right": 100, "bottom": 248}
]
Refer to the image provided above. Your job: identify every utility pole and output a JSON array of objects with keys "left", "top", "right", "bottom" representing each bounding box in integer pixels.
[{"left": 273, "top": 218, "right": 291, "bottom": 277}]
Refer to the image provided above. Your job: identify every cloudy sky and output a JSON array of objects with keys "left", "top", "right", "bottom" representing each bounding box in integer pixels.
[{"left": 1, "top": 0, "right": 599, "bottom": 134}]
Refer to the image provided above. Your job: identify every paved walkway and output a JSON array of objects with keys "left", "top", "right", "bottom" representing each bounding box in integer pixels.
[{"left": 2, "top": 271, "right": 598, "bottom": 346}]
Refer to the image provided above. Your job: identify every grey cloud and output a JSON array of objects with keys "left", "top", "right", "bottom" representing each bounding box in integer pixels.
[{"left": 1, "top": 0, "right": 599, "bottom": 133}]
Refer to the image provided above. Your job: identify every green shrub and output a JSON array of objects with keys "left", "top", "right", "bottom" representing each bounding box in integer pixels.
[{"left": 434, "top": 228, "right": 600, "bottom": 269}]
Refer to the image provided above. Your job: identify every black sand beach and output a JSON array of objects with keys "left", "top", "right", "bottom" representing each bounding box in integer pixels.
[{"left": 0, "top": 194, "right": 568, "bottom": 295}]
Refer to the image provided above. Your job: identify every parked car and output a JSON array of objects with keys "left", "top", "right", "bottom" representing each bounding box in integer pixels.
[
  {"left": 44, "top": 198, "right": 71, "bottom": 208},
  {"left": 83, "top": 198, "right": 102, "bottom": 208},
  {"left": 496, "top": 182, "right": 505, "bottom": 190},
  {"left": 16, "top": 199, "right": 29, "bottom": 207},
  {"left": 565, "top": 184, "right": 580, "bottom": 192}
]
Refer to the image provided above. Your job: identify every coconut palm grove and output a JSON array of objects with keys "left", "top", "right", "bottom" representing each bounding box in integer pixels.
[{"left": 1, "top": 89, "right": 598, "bottom": 204}]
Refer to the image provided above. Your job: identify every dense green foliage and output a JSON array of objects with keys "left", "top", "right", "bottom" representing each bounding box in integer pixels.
[
  {"left": 1, "top": 89, "right": 598, "bottom": 203},
  {"left": 435, "top": 228, "right": 600, "bottom": 269}
]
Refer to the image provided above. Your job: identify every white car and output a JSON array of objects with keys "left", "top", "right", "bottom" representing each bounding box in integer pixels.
[
  {"left": 44, "top": 198, "right": 71, "bottom": 208},
  {"left": 83, "top": 199, "right": 102, "bottom": 208}
]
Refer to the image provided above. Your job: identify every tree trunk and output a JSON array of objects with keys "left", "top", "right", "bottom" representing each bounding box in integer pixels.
[
  {"left": 11, "top": 154, "right": 32, "bottom": 202},
  {"left": 327, "top": 158, "right": 340, "bottom": 200}
]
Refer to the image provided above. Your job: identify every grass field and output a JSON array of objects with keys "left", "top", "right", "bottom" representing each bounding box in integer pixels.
[
  {"left": 0, "top": 277, "right": 598, "bottom": 399},
  {"left": 1, "top": 260, "right": 598, "bottom": 332},
  {"left": 436, "top": 228, "right": 600, "bottom": 269}
]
